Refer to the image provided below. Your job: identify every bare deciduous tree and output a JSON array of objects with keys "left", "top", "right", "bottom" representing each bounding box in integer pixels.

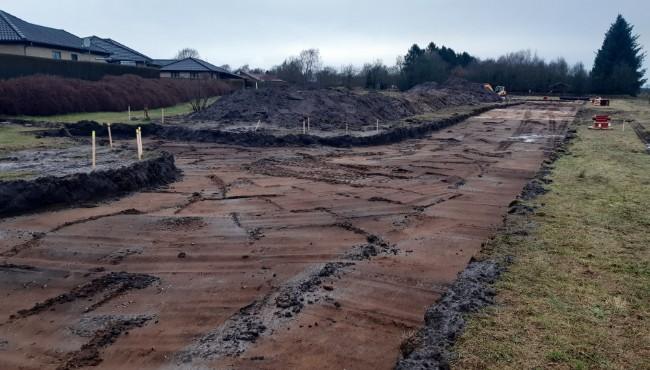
[
  {"left": 175, "top": 48, "right": 200, "bottom": 59},
  {"left": 341, "top": 64, "right": 356, "bottom": 88},
  {"left": 299, "top": 49, "right": 322, "bottom": 83},
  {"left": 188, "top": 79, "right": 210, "bottom": 113}
]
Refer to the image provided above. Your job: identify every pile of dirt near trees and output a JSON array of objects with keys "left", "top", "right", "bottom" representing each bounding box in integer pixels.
[
  {"left": 188, "top": 78, "right": 499, "bottom": 129},
  {"left": 0, "top": 74, "right": 235, "bottom": 116}
]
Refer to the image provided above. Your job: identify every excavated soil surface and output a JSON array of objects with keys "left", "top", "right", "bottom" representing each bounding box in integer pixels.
[{"left": 0, "top": 102, "right": 578, "bottom": 370}]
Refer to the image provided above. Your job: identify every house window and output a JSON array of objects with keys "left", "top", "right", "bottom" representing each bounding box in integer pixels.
[
  {"left": 171, "top": 72, "right": 180, "bottom": 78},
  {"left": 71, "top": 54, "right": 78, "bottom": 61},
  {"left": 190, "top": 72, "right": 199, "bottom": 79},
  {"left": 52, "top": 51, "right": 62, "bottom": 60}
]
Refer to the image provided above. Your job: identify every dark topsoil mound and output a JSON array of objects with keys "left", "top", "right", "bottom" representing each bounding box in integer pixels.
[
  {"left": 0, "top": 152, "right": 179, "bottom": 217},
  {"left": 189, "top": 78, "right": 500, "bottom": 129}
]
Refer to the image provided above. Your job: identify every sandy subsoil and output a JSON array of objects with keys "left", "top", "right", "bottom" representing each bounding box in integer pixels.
[{"left": 0, "top": 102, "right": 578, "bottom": 370}]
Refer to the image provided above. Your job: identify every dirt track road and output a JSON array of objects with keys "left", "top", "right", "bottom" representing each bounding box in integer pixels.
[{"left": 0, "top": 102, "right": 579, "bottom": 370}]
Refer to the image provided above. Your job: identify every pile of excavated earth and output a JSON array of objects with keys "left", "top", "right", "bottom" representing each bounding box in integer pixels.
[{"left": 188, "top": 78, "right": 500, "bottom": 130}]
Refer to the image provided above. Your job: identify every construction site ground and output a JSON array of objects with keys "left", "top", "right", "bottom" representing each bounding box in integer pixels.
[{"left": 0, "top": 101, "right": 579, "bottom": 369}]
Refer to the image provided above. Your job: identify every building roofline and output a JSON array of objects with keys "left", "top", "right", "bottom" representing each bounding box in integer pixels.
[{"left": 0, "top": 10, "right": 25, "bottom": 39}]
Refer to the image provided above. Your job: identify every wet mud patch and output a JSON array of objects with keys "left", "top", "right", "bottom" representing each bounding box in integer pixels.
[
  {"left": 99, "top": 247, "right": 143, "bottom": 265},
  {"left": 9, "top": 272, "right": 159, "bottom": 321},
  {"left": 0, "top": 146, "right": 136, "bottom": 180},
  {"left": 154, "top": 216, "right": 207, "bottom": 232},
  {"left": 58, "top": 315, "right": 153, "bottom": 370},
  {"left": 368, "top": 196, "right": 404, "bottom": 205},
  {"left": 0, "top": 262, "right": 37, "bottom": 271},
  {"left": 69, "top": 314, "right": 155, "bottom": 338}
]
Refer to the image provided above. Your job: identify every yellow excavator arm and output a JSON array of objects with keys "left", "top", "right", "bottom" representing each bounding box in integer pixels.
[{"left": 484, "top": 83, "right": 507, "bottom": 97}]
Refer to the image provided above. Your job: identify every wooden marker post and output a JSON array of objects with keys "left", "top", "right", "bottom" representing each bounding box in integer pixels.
[
  {"left": 107, "top": 123, "right": 113, "bottom": 148},
  {"left": 137, "top": 127, "right": 143, "bottom": 160},
  {"left": 303, "top": 120, "right": 306, "bottom": 134},
  {"left": 376, "top": 119, "right": 379, "bottom": 133},
  {"left": 162, "top": 108, "right": 165, "bottom": 124},
  {"left": 307, "top": 117, "right": 310, "bottom": 132},
  {"left": 135, "top": 128, "right": 141, "bottom": 160},
  {"left": 128, "top": 106, "right": 131, "bottom": 121},
  {"left": 91, "top": 130, "right": 96, "bottom": 169}
]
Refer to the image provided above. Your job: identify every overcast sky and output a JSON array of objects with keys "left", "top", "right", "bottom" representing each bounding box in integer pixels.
[{"left": 2, "top": 0, "right": 648, "bottom": 79}]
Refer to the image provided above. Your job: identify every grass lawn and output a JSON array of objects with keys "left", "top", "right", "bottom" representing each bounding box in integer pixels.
[
  {"left": 0, "top": 124, "right": 71, "bottom": 154},
  {"left": 9, "top": 96, "right": 219, "bottom": 124},
  {"left": 453, "top": 98, "right": 650, "bottom": 369}
]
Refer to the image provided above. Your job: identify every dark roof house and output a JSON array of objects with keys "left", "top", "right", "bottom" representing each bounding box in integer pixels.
[
  {"left": 160, "top": 57, "right": 242, "bottom": 79},
  {"left": 0, "top": 10, "right": 108, "bottom": 61},
  {"left": 151, "top": 59, "right": 178, "bottom": 68},
  {"left": 84, "top": 36, "right": 153, "bottom": 66},
  {"left": 237, "top": 70, "right": 286, "bottom": 84}
]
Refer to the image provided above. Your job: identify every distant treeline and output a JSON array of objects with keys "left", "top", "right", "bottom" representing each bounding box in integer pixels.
[
  {"left": 263, "top": 15, "right": 645, "bottom": 96},
  {"left": 0, "top": 75, "right": 234, "bottom": 116}
]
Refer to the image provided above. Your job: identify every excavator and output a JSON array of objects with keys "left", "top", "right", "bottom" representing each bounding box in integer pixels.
[{"left": 483, "top": 83, "right": 507, "bottom": 97}]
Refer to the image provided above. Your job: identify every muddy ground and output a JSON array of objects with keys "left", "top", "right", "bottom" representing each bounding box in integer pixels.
[
  {"left": 0, "top": 102, "right": 579, "bottom": 369},
  {"left": 0, "top": 145, "right": 139, "bottom": 180}
]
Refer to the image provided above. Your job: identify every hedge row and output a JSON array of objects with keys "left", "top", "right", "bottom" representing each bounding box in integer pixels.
[
  {"left": 0, "top": 74, "right": 235, "bottom": 116},
  {"left": 0, "top": 53, "right": 159, "bottom": 80}
]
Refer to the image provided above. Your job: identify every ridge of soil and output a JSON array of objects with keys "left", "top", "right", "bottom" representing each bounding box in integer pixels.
[
  {"left": 58, "top": 315, "right": 154, "bottom": 370},
  {"left": 38, "top": 103, "right": 520, "bottom": 148},
  {"left": 0, "top": 151, "right": 179, "bottom": 217},
  {"left": 8, "top": 272, "right": 159, "bottom": 321}
]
